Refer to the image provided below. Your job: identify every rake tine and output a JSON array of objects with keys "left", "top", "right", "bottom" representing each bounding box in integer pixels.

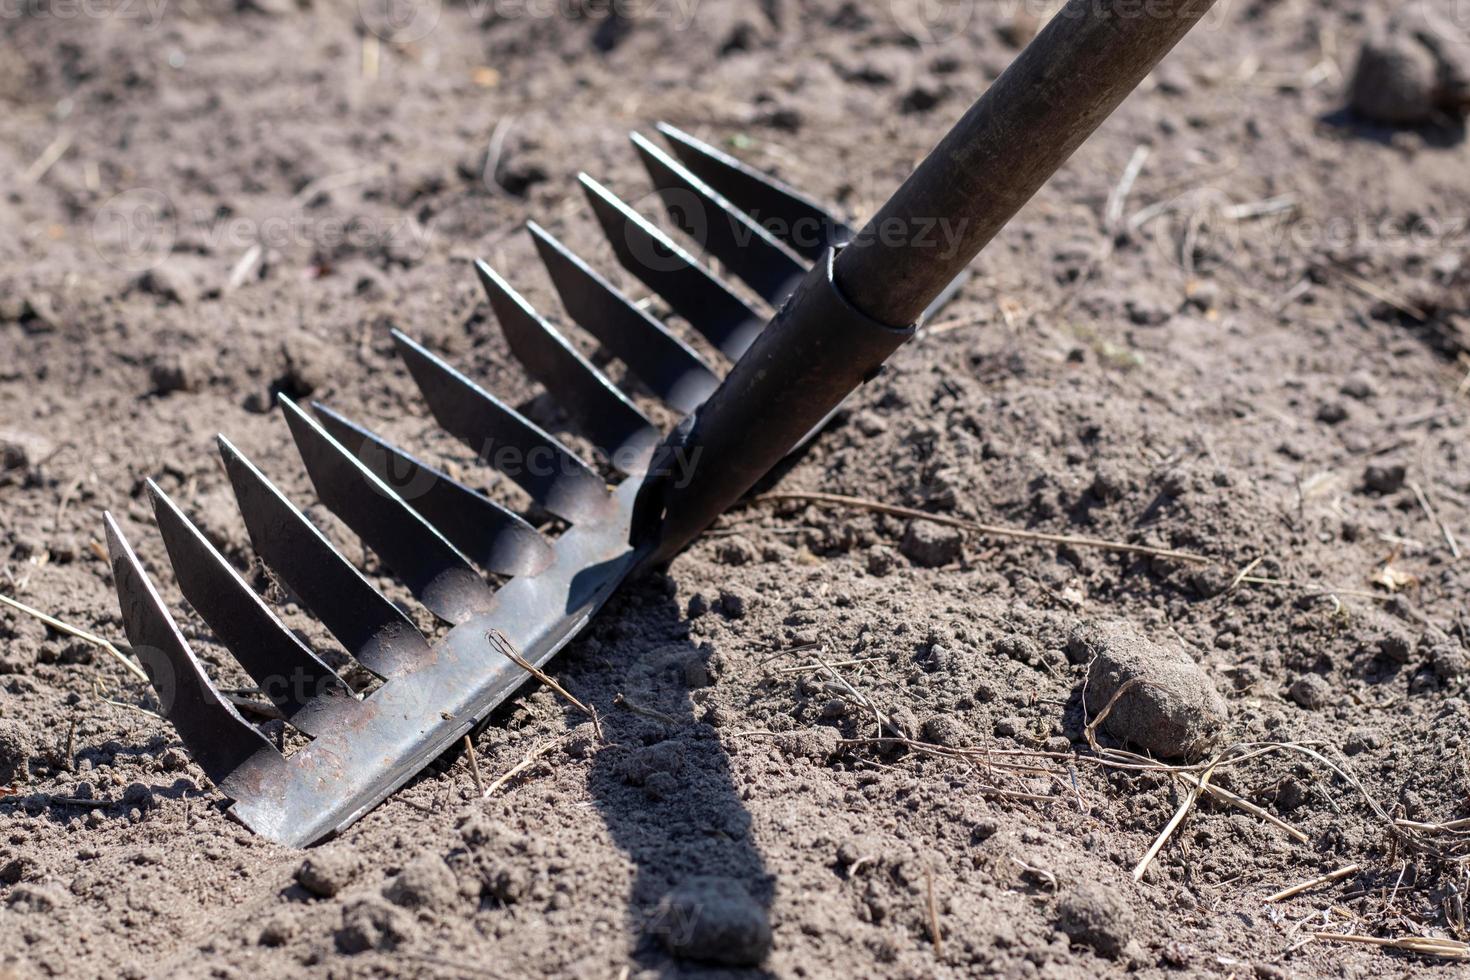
[
  {"left": 147, "top": 481, "right": 355, "bottom": 735},
  {"left": 310, "top": 401, "right": 554, "bottom": 578},
  {"left": 391, "top": 330, "right": 616, "bottom": 525},
  {"left": 218, "top": 434, "right": 430, "bottom": 679},
  {"left": 630, "top": 131, "right": 807, "bottom": 305},
  {"left": 578, "top": 173, "right": 766, "bottom": 360},
  {"left": 279, "top": 397, "right": 496, "bottom": 625},
  {"left": 473, "top": 259, "right": 661, "bottom": 477},
  {"left": 655, "top": 122, "right": 852, "bottom": 262},
  {"left": 527, "top": 222, "right": 719, "bottom": 414},
  {"left": 103, "top": 513, "right": 281, "bottom": 788}
]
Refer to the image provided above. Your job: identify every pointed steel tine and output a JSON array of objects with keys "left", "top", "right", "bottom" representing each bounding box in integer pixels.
[
  {"left": 278, "top": 396, "right": 495, "bottom": 626},
  {"left": 146, "top": 481, "right": 355, "bottom": 736},
  {"left": 656, "top": 122, "right": 853, "bottom": 263},
  {"left": 103, "top": 512, "right": 281, "bottom": 789},
  {"left": 578, "top": 173, "right": 766, "bottom": 360},
  {"left": 310, "top": 402, "right": 555, "bottom": 578},
  {"left": 473, "top": 260, "right": 661, "bottom": 476},
  {"left": 630, "top": 131, "right": 808, "bottom": 306},
  {"left": 218, "top": 434, "right": 429, "bottom": 679},
  {"left": 391, "top": 330, "right": 616, "bottom": 525},
  {"left": 528, "top": 223, "right": 719, "bottom": 414}
]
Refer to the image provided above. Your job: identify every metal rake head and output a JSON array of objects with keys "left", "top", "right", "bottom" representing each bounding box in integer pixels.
[{"left": 104, "top": 125, "right": 950, "bottom": 847}]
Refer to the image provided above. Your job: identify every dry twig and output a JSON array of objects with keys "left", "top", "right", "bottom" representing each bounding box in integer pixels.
[
  {"left": 754, "top": 491, "right": 1212, "bottom": 565},
  {"left": 0, "top": 591, "right": 148, "bottom": 681},
  {"left": 489, "top": 629, "right": 604, "bottom": 741}
]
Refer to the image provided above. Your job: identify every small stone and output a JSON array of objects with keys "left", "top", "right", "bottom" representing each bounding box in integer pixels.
[
  {"left": 1377, "top": 630, "right": 1414, "bottom": 663},
  {"left": 1075, "top": 621, "right": 1229, "bottom": 761},
  {"left": 295, "top": 845, "right": 359, "bottom": 898},
  {"left": 1363, "top": 463, "right": 1406, "bottom": 494},
  {"left": 899, "top": 520, "right": 963, "bottom": 568},
  {"left": 1054, "top": 881, "right": 1135, "bottom": 959},
  {"left": 714, "top": 536, "right": 757, "bottom": 566},
  {"left": 1430, "top": 644, "right": 1469, "bottom": 682},
  {"left": 655, "top": 876, "right": 771, "bottom": 966},
  {"left": 1316, "top": 402, "right": 1348, "bottom": 425},
  {"left": 0, "top": 719, "right": 34, "bottom": 784},
  {"left": 866, "top": 545, "right": 898, "bottom": 577},
  {"left": 121, "top": 782, "right": 155, "bottom": 810},
  {"left": 1340, "top": 372, "right": 1377, "bottom": 400},
  {"left": 994, "top": 716, "right": 1023, "bottom": 738},
  {"left": 134, "top": 264, "right": 197, "bottom": 305},
  {"left": 384, "top": 854, "right": 458, "bottom": 911},
  {"left": 149, "top": 353, "right": 205, "bottom": 395},
  {"left": 1348, "top": 32, "right": 1438, "bottom": 124},
  {"left": 1289, "top": 673, "right": 1333, "bottom": 710},
  {"left": 716, "top": 588, "right": 747, "bottom": 619}
]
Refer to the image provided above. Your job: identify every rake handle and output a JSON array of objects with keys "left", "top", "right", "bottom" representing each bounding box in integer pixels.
[
  {"left": 837, "top": 0, "right": 1217, "bottom": 327},
  {"left": 642, "top": 0, "right": 1218, "bottom": 562}
]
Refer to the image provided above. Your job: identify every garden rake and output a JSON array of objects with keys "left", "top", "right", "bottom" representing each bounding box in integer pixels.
[{"left": 103, "top": 0, "right": 1217, "bottom": 846}]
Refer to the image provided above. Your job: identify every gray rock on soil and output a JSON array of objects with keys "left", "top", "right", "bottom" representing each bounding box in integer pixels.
[
  {"left": 900, "top": 520, "right": 964, "bottom": 567},
  {"left": 1054, "top": 881, "right": 1135, "bottom": 959},
  {"left": 0, "top": 719, "right": 35, "bottom": 784},
  {"left": 655, "top": 876, "right": 771, "bottom": 966},
  {"left": 1348, "top": 18, "right": 1470, "bottom": 124},
  {"left": 294, "top": 845, "right": 360, "bottom": 898},
  {"left": 1075, "top": 621, "right": 1228, "bottom": 761},
  {"left": 1289, "top": 673, "right": 1333, "bottom": 710},
  {"left": 1349, "top": 32, "right": 1441, "bottom": 124}
]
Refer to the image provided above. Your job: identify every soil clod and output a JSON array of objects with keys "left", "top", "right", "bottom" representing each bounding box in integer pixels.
[
  {"left": 654, "top": 876, "right": 772, "bottom": 966},
  {"left": 1076, "top": 621, "right": 1229, "bottom": 761}
]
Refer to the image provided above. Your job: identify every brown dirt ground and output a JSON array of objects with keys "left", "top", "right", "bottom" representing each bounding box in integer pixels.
[{"left": 4, "top": 0, "right": 1470, "bottom": 976}]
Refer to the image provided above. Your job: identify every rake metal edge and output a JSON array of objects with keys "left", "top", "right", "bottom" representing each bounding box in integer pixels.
[{"left": 101, "top": 0, "right": 1220, "bottom": 846}]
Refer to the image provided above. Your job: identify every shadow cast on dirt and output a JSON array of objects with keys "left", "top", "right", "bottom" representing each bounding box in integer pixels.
[{"left": 569, "top": 577, "right": 775, "bottom": 976}]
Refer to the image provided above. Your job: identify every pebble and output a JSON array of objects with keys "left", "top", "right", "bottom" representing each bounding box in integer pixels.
[
  {"left": 1054, "top": 881, "right": 1135, "bottom": 959},
  {"left": 1349, "top": 32, "right": 1439, "bottom": 124},
  {"left": 655, "top": 876, "right": 771, "bottom": 966},
  {"left": 1340, "top": 372, "right": 1377, "bottom": 400},
  {"left": 295, "top": 845, "right": 360, "bottom": 898},
  {"left": 0, "top": 719, "right": 34, "bottom": 784},
  {"left": 1362, "top": 463, "right": 1406, "bottom": 494},
  {"left": 1288, "top": 673, "right": 1333, "bottom": 710},
  {"left": 899, "top": 520, "right": 964, "bottom": 568},
  {"left": 1073, "top": 620, "right": 1228, "bottom": 761}
]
